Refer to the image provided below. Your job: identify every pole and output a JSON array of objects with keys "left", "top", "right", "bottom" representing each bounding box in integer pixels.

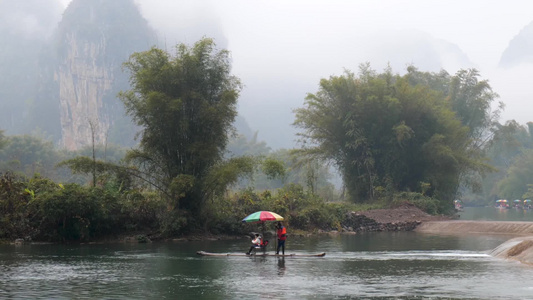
[
  {"left": 261, "top": 222, "right": 266, "bottom": 254},
  {"left": 274, "top": 222, "right": 277, "bottom": 255}
]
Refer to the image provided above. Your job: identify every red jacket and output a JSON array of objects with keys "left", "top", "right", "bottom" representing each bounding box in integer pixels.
[{"left": 277, "top": 226, "right": 287, "bottom": 241}]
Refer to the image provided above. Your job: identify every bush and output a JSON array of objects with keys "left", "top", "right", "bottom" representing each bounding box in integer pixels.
[
  {"left": 158, "top": 209, "right": 188, "bottom": 237},
  {"left": 119, "top": 191, "right": 164, "bottom": 231},
  {"left": 30, "top": 184, "right": 123, "bottom": 241},
  {"left": 0, "top": 172, "right": 32, "bottom": 239}
]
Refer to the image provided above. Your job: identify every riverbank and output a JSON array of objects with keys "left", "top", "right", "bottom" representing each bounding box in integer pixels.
[
  {"left": 3, "top": 203, "right": 452, "bottom": 245},
  {"left": 334, "top": 203, "right": 451, "bottom": 233}
]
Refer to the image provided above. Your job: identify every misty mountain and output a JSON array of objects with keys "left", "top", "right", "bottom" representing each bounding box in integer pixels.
[
  {"left": 135, "top": 0, "right": 228, "bottom": 50},
  {"left": 0, "top": 0, "right": 241, "bottom": 150},
  {"left": 53, "top": 0, "right": 157, "bottom": 150},
  {"left": 0, "top": 0, "right": 63, "bottom": 135},
  {"left": 356, "top": 30, "right": 474, "bottom": 73},
  {"left": 0, "top": 0, "right": 63, "bottom": 40},
  {"left": 0, "top": 1, "right": 482, "bottom": 152},
  {"left": 499, "top": 21, "right": 533, "bottom": 68},
  {"left": 238, "top": 30, "right": 475, "bottom": 149}
]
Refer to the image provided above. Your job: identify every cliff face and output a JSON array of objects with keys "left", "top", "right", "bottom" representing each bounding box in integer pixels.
[
  {"left": 54, "top": 0, "right": 155, "bottom": 150},
  {"left": 56, "top": 31, "right": 113, "bottom": 150}
]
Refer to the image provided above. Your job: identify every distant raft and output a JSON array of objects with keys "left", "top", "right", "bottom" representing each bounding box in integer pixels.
[{"left": 196, "top": 251, "right": 326, "bottom": 257}]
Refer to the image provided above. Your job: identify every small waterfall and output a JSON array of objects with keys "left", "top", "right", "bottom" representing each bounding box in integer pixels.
[
  {"left": 415, "top": 221, "right": 533, "bottom": 264},
  {"left": 489, "top": 238, "right": 524, "bottom": 257}
]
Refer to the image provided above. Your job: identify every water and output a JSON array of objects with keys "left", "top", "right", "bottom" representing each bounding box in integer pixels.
[
  {"left": 459, "top": 206, "right": 533, "bottom": 221},
  {"left": 2, "top": 232, "right": 533, "bottom": 299}
]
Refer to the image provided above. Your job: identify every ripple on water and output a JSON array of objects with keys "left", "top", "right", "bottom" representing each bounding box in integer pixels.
[{"left": 2, "top": 234, "right": 533, "bottom": 299}]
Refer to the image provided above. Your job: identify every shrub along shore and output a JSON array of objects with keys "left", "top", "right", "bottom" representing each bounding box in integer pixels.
[{"left": 0, "top": 169, "right": 447, "bottom": 246}]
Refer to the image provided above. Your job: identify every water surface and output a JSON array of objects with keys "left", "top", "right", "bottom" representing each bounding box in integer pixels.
[
  {"left": 459, "top": 206, "right": 533, "bottom": 221},
  {"left": 1, "top": 232, "right": 532, "bottom": 299}
]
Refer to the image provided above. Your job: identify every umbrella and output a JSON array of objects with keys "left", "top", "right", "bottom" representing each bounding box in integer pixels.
[
  {"left": 242, "top": 211, "right": 284, "bottom": 253},
  {"left": 242, "top": 211, "right": 284, "bottom": 223},
  {"left": 525, "top": 200, "right": 532, "bottom": 203},
  {"left": 514, "top": 199, "right": 522, "bottom": 203}
]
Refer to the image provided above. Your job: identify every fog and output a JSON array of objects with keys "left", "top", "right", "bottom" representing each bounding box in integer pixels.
[
  {"left": 54, "top": 0, "right": 533, "bottom": 148},
  {"left": 0, "top": 0, "right": 63, "bottom": 39}
]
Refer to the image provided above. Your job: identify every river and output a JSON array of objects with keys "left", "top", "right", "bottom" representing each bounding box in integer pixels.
[
  {"left": 2, "top": 228, "right": 533, "bottom": 299},
  {"left": 458, "top": 206, "right": 533, "bottom": 222}
]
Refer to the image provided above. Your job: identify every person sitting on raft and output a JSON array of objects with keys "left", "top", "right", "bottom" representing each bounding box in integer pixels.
[{"left": 246, "top": 233, "right": 262, "bottom": 255}]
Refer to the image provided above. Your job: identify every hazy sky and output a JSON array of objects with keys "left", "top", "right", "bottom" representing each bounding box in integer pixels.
[{"left": 60, "top": 0, "right": 533, "bottom": 148}]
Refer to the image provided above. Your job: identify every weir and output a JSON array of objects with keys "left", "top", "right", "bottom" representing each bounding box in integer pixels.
[
  {"left": 415, "top": 220, "right": 533, "bottom": 235},
  {"left": 416, "top": 220, "right": 533, "bottom": 265}
]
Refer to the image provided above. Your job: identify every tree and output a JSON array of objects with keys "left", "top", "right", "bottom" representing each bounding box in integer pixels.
[
  {"left": 406, "top": 67, "right": 502, "bottom": 147},
  {"left": 447, "top": 69, "right": 502, "bottom": 146},
  {"left": 118, "top": 38, "right": 242, "bottom": 216},
  {"left": 294, "top": 65, "right": 491, "bottom": 210},
  {"left": 0, "top": 130, "right": 6, "bottom": 151},
  {"left": 471, "top": 121, "right": 533, "bottom": 203},
  {"left": 226, "top": 132, "right": 270, "bottom": 158},
  {"left": 0, "top": 134, "right": 59, "bottom": 178},
  {"left": 497, "top": 149, "right": 533, "bottom": 200}
]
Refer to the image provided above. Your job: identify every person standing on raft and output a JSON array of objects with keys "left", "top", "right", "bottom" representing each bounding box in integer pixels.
[{"left": 276, "top": 222, "right": 287, "bottom": 255}]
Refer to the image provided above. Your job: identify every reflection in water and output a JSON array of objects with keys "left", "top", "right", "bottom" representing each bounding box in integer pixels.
[
  {"left": 459, "top": 206, "right": 533, "bottom": 221},
  {"left": 1, "top": 233, "right": 533, "bottom": 299},
  {"left": 277, "top": 257, "right": 286, "bottom": 276}
]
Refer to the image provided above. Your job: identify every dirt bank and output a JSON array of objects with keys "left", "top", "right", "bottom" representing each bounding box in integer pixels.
[
  {"left": 338, "top": 204, "right": 452, "bottom": 233},
  {"left": 357, "top": 204, "right": 451, "bottom": 224}
]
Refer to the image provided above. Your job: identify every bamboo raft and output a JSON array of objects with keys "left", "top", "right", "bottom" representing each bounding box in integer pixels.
[{"left": 196, "top": 251, "right": 326, "bottom": 257}]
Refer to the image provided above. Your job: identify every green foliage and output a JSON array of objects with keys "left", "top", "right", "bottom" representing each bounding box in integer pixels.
[
  {"left": 523, "top": 184, "right": 533, "bottom": 200},
  {"left": 261, "top": 158, "right": 286, "bottom": 181},
  {"left": 0, "top": 169, "right": 170, "bottom": 241},
  {"left": 30, "top": 184, "right": 116, "bottom": 241},
  {"left": 0, "top": 130, "right": 6, "bottom": 150},
  {"left": 203, "top": 183, "right": 366, "bottom": 234},
  {"left": 0, "top": 172, "right": 32, "bottom": 239},
  {"left": 226, "top": 133, "right": 270, "bottom": 157},
  {"left": 0, "top": 135, "right": 61, "bottom": 178},
  {"left": 119, "top": 38, "right": 242, "bottom": 218},
  {"left": 389, "top": 192, "right": 441, "bottom": 215},
  {"left": 461, "top": 120, "right": 533, "bottom": 205},
  {"left": 57, "top": 155, "right": 138, "bottom": 192},
  {"left": 118, "top": 191, "right": 164, "bottom": 231},
  {"left": 447, "top": 69, "right": 501, "bottom": 143},
  {"left": 294, "top": 65, "right": 494, "bottom": 211},
  {"left": 158, "top": 210, "right": 189, "bottom": 238},
  {"left": 497, "top": 150, "right": 533, "bottom": 200},
  {"left": 203, "top": 156, "right": 256, "bottom": 199}
]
